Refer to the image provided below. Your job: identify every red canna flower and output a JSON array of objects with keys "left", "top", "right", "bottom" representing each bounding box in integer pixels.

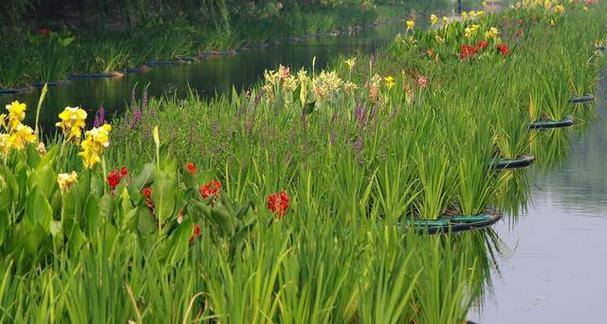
[
  {"left": 39, "top": 27, "right": 49, "bottom": 36},
  {"left": 189, "top": 223, "right": 202, "bottom": 242},
  {"left": 143, "top": 187, "right": 152, "bottom": 198},
  {"left": 267, "top": 191, "right": 289, "bottom": 219},
  {"left": 496, "top": 43, "right": 509, "bottom": 56},
  {"left": 459, "top": 44, "right": 478, "bottom": 60},
  {"left": 107, "top": 170, "right": 121, "bottom": 190},
  {"left": 477, "top": 40, "right": 488, "bottom": 50},
  {"left": 200, "top": 180, "right": 222, "bottom": 200},
  {"left": 186, "top": 162, "right": 197, "bottom": 175},
  {"left": 120, "top": 167, "right": 128, "bottom": 178}
]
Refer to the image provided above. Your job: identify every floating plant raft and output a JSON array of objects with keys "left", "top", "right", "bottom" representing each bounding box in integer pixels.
[
  {"left": 69, "top": 72, "right": 116, "bottom": 79},
  {"left": 490, "top": 154, "right": 535, "bottom": 170},
  {"left": 569, "top": 94, "right": 594, "bottom": 104},
  {"left": 407, "top": 213, "right": 502, "bottom": 234},
  {"left": 0, "top": 88, "right": 18, "bottom": 95},
  {"left": 529, "top": 115, "right": 574, "bottom": 130}
]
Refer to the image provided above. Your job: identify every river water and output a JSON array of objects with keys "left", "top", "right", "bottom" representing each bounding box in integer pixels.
[{"left": 471, "top": 70, "right": 607, "bottom": 323}]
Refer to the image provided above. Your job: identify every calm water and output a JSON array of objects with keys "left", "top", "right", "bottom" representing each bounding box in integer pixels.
[{"left": 470, "top": 70, "right": 607, "bottom": 323}]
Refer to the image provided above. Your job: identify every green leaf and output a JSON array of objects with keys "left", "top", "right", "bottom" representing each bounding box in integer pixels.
[
  {"left": 25, "top": 185, "right": 53, "bottom": 234},
  {"left": 151, "top": 169, "right": 177, "bottom": 227}
]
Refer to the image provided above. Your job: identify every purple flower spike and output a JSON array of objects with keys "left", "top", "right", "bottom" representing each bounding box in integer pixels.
[{"left": 94, "top": 106, "right": 105, "bottom": 127}]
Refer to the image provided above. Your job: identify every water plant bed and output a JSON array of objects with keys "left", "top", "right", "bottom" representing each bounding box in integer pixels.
[
  {"left": 529, "top": 116, "right": 575, "bottom": 129},
  {"left": 407, "top": 213, "right": 502, "bottom": 234},
  {"left": 569, "top": 94, "right": 594, "bottom": 104},
  {"left": 490, "top": 155, "right": 536, "bottom": 170}
]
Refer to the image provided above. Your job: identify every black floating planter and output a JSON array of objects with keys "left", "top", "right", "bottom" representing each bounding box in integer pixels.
[
  {"left": 596, "top": 46, "right": 606, "bottom": 51},
  {"left": 0, "top": 88, "right": 18, "bottom": 95},
  {"left": 69, "top": 72, "right": 115, "bottom": 79},
  {"left": 529, "top": 115, "right": 574, "bottom": 130},
  {"left": 33, "top": 81, "right": 64, "bottom": 88},
  {"left": 569, "top": 94, "right": 594, "bottom": 104},
  {"left": 146, "top": 59, "right": 178, "bottom": 66},
  {"left": 490, "top": 154, "right": 535, "bottom": 170},
  {"left": 407, "top": 213, "right": 502, "bottom": 234}
]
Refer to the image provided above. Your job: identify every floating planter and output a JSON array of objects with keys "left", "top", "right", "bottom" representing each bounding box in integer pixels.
[
  {"left": 69, "top": 72, "right": 116, "bottom": 79},
  {"left": 33, "top": 80, "right": 65, "bottom": 88},
  {"left": 596, "top": 45, "right": 606, "bottom": 51},
  {"left": 146, "top": 59, "right": 179, "bottom": 66},
  {"left": 490, "top": 154, "right": 535, "bottom": 170},
  {"left": 407, "top": 213, "right": 502, "bottom": 234},
  {"left": 529, "top": 115, "right": 574, "bottom": 130},
  {"left": 569, "top": 94, "right": 594, "bottom": 104},
  {"left": 0, "top": 88, "right": 18, "bottom": 95}
]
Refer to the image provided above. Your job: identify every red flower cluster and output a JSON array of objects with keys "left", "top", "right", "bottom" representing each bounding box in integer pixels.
[
  {"left": 200, "top": 180, "right": 222, "bottom": 200},
  {"left": 186, "top": 162, "right": 197, "bottom": 175},
  {"left": 267, "top": 191, "right": 289, "bottom": 219},
  {"left": 460, "top": 44, "right": 479, "bottom": 60},
  {"left": 477, "top": 40, "right": 488, "bottom": 50},
  {"left": 496, "top": 43, "right": 509, "bottom": 56},
  {"left": 107, "top": 167, "right": 128, "bottom": 191},
  {"left": 39, "top": 27, "right": 50, "bottom": 36}
]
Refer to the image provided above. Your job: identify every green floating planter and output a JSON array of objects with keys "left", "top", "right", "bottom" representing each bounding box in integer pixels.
[
  {"left": 407, "top": 213, "right": 502, "bottom": 234},
  {"left": 529, "top": 115, "right": 574, "bottom": 130},
  {"left": 569, "top": 94, "right": 594, "bottom": 104},
  {"left": 490, "top": 154, "right": 535, "bottom": 170}
]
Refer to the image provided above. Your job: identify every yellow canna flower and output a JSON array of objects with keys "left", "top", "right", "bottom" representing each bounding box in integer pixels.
[
  {"left": 583, "top": 6, "right": 588, "bottom": 11},
  {"left": 485, "top": 27, "right": 499, "bottom": 39},
  {"left": 8, "top": 123, "right": 36, "bottom": 150},
  {"left": 0, "top": 113, "right": 6, "bottom": 130},
  {"left": 555, "top": 4, "right": 565, "bottom": 13},
  {"left": 549, "top": 19, "right": 555, "bottom": 26},
  {"left": 477, "top": 10, "right": 485, "bottom": 17},
  {"left": 384, "top": 76, "right": 396, "bottom": 90},
  {"left": 5, "top": 101, "right": 26, "bottom": 130},
  {"left": 464, "top": 27, "right": 473, "bottom": 38},
  {"left": 462, "top": 11, "right": 468, "bottom": 20},
  {"left": 56, "top": 106, "right": 88, "bottom": 142},
  {"left": 57, "top": 171, "right": 78, "bottom": 192},
  {"left": 406, "top": 19, "right": 415, "bottom": 31},
  {"left": 469, "top": 10, "right": 477, "bottom": 18},
  {"left": 442, "top": 16, "right": 449, "bottom": 26},
  {"left": 430, "top": 14, "right": 438, "bottom": 26},
  {"left": 0, "top": 133, "right": 9, "bottom": 156},
  {"left": 78, "top": 124, "right": 111, "bottom": 169}
]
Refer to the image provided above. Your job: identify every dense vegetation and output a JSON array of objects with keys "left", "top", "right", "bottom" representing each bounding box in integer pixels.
[{"left": 0, "top": 0, "right": 605, "bottom": 322}]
